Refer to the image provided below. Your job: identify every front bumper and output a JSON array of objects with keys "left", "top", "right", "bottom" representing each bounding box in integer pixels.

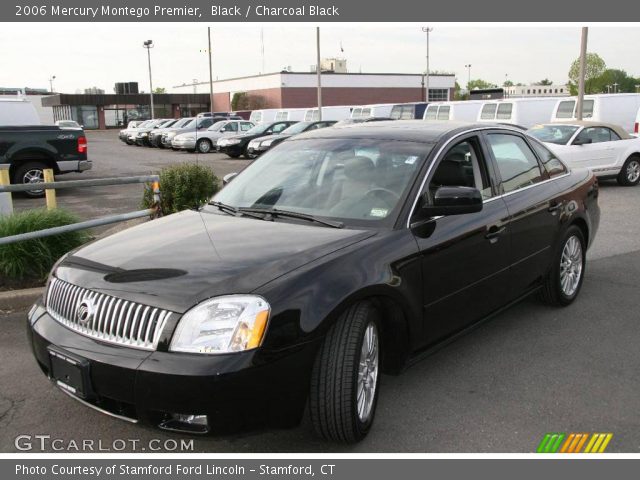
[
  {"left": 28, "top": 303, "right": 314, "bottom": 433},
  {"left": 78, "top": 160, "right": 92, "bottom": 172}
]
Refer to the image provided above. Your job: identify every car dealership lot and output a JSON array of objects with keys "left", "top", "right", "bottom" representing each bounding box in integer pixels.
[{"left": 2, "top": 130, "right": 640, "bottom": 452}]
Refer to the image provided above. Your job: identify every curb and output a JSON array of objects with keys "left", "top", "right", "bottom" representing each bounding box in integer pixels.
[{"left": 0, "top": 287, "right": 43, "bottom": 312}]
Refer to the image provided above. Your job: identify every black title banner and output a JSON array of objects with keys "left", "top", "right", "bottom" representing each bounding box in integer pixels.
[{"left": 4, "top": 0, "right": 640, "bottom": 22}]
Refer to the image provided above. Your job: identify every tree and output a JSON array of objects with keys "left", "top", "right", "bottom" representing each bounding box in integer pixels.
[
  {"left": 467, "top": 79, "right": 497, "bottom": 90},
  {"left": 153, "top": 87, "right": 166, "bottom": 94},
  {"left": 568, "top": 52, "right": 606, "bottom": 95},
  {"left": 535, "top": 78, "right": 553, "bottom": 86},
  {"left": 231, "top": 92, "right": 266, "bottom": 111},
  {"left": 591, "top": 69, "right": 639, "bottom": 93},
  {"left": 453, "top": 81, "right": 468, "bottom": 101},
  {"left": 503, "top": 80, "right": 514, "bottom": 87}
]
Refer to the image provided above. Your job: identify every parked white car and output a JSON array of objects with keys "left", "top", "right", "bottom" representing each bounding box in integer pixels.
[
  {"left": 527, "top": 121, "right": 640, "bottom": 186},
  {"left": 172, "top": 120, "right": 254, "bottom": 153}
]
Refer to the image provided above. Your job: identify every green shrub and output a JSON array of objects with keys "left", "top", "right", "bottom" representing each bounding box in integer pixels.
[
  {"left": 143, "top": 163, "right": 220, "bottom": 215},
  {"left": 0, "top": 209, "right": 91, "bottom": 280}
]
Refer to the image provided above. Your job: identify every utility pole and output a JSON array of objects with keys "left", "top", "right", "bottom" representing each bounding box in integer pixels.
[
  {"left": 316, "top": 27, "right": 322, "bottom": 121},
  {"left": 576, "top": 27, "right": 588, "bottom": 121},
  {"left": 143, "top": 40, "right": 155, "bottom": 119},
  {"left": 422, "top": 27, "right": 433, "bottom": 102},
  {"left": 208, "top": 27, "right": 214, "bottom": 112},
  {"left": 48, "top": 75, "right": 56, "bottom": 93},
  {"left": 465, "top": 64, "right": 471, "bottom": 93}
]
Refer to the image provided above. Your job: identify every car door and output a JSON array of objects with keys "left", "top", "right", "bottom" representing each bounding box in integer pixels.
[
  {"left": 412, "top": 134, "right": 512, "bottom": 344},
  {"left": 482, "top": 130, "right": 564, "bottom": 300},
  {"left": 240, "top": 122, "right": 253, "bottom": 132},
  {"left": 569, "top": 127, "right": 618, "bottom": 168},
  {"left": 221, "top": 121, "right": 239, "bottom": 136}
]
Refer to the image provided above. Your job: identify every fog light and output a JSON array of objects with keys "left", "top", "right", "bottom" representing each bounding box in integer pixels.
[{"left": 159, "top": 414, "right": 209, "bottom": 434}]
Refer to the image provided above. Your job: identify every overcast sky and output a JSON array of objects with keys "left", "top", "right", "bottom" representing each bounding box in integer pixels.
[{"left": 1, "top": 24, "right": 639, "bottom": 93}]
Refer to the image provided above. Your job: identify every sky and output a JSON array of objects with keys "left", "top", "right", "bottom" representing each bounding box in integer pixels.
[{"left": 1, "top": 24, "right": 639, "bottom": 93}]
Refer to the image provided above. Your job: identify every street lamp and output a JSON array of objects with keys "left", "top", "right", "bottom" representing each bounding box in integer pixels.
[
  {"left": 48, "top": 75, "right": 56, "bottom": 93},
  {"left": 143, "top": 39, "right": 155, "bottom": 119},
  {"left": 612, "top": 82, "right": 619, "bottom": 94},
  {"left": 422, "top": 27, "right": 433, "bottom": 102},
  {"left": 465, "top": 64, "right": 471, "bottom": 92}
]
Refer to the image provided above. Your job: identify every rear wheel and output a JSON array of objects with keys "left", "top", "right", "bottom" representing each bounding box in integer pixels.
[
  {"left": 12, "top": 162, "right": 49, "bottom": 198},
  {"left": 539, "top": 225, "right": 586, "bottom": 306},
  {"left": 617, "top": 155, "right": 640, "bottom": 186},
  {"left": 227, "top": 152, "right": 241, "bottom": 159},
  {"left": 197, "top": 139, "right": 212, "bottom": 154},
  {"left": 309, "top": 301, "right": 381, "bottom": 443}
]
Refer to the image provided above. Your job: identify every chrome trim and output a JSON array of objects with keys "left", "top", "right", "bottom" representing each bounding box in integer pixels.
[
  {"left": 407, "top": 126, "right": 571, "bottom": 225},
  {"left": 57, "top": 388, "right": 138, "bottom": 424},
  {"left": 46, "top": 277, "right": 171, "bottom": 351}
]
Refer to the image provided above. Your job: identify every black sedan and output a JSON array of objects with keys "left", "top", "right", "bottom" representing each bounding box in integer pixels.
[
  {"left": 216, "top": 120, "right": 297, "bottom": 158},
  {"left": 28, "top": 122, "right": 599, "bottom": 443},
  {"left": 246, "top": 120, "right": 337, "bottom": 158}
]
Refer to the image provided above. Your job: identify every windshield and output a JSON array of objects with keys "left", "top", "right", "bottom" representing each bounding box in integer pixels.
[
  {"left": 180, "top": 119, "right": 196, "bottom": 129},
  {"left": 137, "top": 121, "right": 152, "bottom": 128},
  {"left": 174, "top": 118, "right": 193, "bottom": 128},
  {"left": 280, "top": 122, "right": 312, "bottom": 135},
  {"left": 208, "top": 121, "right": 227, "bottom": 132},
  {"left": 245, "top": 123, "right": 271, "bottom": 135},
  {"left": 211, "top": 138, "right": 431, "bottom": 227},
  {"left": 527, "top": 125, "right": 579, "bottom": 145}
]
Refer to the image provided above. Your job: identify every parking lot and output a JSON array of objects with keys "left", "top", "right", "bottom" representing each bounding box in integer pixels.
[{"left": 2, "top": 131, "right": 640, "bottom": 452}]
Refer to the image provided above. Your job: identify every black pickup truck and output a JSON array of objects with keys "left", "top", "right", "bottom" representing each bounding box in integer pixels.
[{"left": 0, "top": 125, "right": 91, "bottom": 197}]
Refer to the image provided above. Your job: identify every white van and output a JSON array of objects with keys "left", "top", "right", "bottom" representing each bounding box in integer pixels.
[
  {"left": 274, "top": 108, "right": 307, "bottom": 121},
  {"left": 304, "top": 106, "right": 353, "bottom": 122},
  {"left": 249, "top": 109, "right": 282, "bottom": 124},
  {"left": 350, "top": 104, "right": 394, "bottom": 119},
  {"left": 551, "top": 94, "right": 640, "bottom": 134},
  {"left": 477, "top": 98, "right": 559, "bottom": 128},
  {"left": 0, "top": 97, "right": 41, "bottom": 126},
  {"left": 635, "top": 106, "right": 640, "bottom": 136},
  {"left": 423, "top": 101, "right": 485, "bottom": 122}
]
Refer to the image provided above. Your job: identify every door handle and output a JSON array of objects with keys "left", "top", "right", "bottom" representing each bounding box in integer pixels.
[
  {"left": 485, "top": 225, "right": 506, "bottom": 241},
  {"left": 548, "top": 202, "right": 563, "bottom": 214}
]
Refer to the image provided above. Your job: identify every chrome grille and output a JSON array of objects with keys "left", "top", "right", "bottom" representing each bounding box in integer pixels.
[{"left": 46, "top": 277, "right": 171, "bottom": 351}]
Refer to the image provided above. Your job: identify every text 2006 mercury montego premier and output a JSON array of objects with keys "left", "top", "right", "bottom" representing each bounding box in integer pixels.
[{"left": 28, "top": 121, "right": 600, "bottom": 443}]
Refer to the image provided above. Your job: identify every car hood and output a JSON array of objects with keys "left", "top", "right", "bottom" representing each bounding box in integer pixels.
[{"left": 55, "top": 209, "right": 376, "bottom": 313}]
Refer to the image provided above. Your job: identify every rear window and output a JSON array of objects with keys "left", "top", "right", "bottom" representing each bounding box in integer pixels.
[
  {"left": 436, "top": 106, "right": 450, "bottom": 120},
  {"left": 556, "top": 101, "right": 575, "bottom": 119},
  {"left": 424, "top": 105, "right": 438, "bottom": 120},
  {"left": 480, "top": 104, "right": 497, "bottom": 120},
  {"left": 583, "top": 100, "right": 594, "bottom": 118},
  {"left": 496, "top": 103, "right": 513, "bottom": 120}
]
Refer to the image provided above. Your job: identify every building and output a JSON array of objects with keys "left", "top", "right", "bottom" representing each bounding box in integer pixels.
[
  {"left": 319, "top": 57, "right": 348, "bottom": 73},
  {"left": 84, "top": 87, "right": 105, "bottom": 95},
  {"left": 42, "top": 93, "right": 211, "bottom": 129},
  {"left": 177, "top": 71, "right": 456, "bottom": 112},
  {"left": 469, "top": 88, "right": 505, "bottom": 100},
  {"left": 505, "top": 84, "right": 569, "bottom": 98}
]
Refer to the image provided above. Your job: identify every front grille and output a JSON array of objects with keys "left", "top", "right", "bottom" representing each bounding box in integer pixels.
[{"left": 46, "top": 277, "right": 172, "bottom": 351}]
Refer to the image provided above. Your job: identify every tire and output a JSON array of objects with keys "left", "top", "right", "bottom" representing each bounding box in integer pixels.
[
  {"left": 196, "top": 139, "right": 212, "bottom": 154},
  {"left": 539, "top": 225, "right": 586, "bottom": 306},
  {"left": 227, "top": 152, "right": 241, "bottom": 159},
  {"left": 617, "top": 155, "right": 640, "bottom": 186},
  {"left": 12, "top": 162, "right": 49, "bottom": 198},
  {"left": 309, "top": 301, "right": 381, "bottom": 443}
]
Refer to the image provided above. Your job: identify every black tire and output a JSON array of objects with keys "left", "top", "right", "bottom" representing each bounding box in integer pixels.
[
  {"left": 196, "top": 139, "right": 212, "bottom": 154},
  {"left": 309, "top": 301, "right": 381, "bottom": 443},
  {"left": 539, "top": 225, "right": 586, "bottom": 306},
  {"left": 227, "top": 152, "right": 241, "bottom": 159},
  {"left": 617, "top": 155, "right": 640, "bottom": 186},
  {"left": 12, "top": 161, "right": 49, "bottom": 198}
]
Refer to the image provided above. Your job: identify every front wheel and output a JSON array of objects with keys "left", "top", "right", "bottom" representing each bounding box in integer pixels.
[
  {"left": 309, "top": 302, "right": 381, "bottom": 443},
  {"left": 12, "top": 162, "right": 48, "bottom": 198},
  {"left": 539, "top": 225, "right": 586, "bottom": 306},
  {"left": 617, "top": 155, "right": 640, "bottom": 186},
  {"left": 197, "top": 139, "right": 212, "bottom": 154}
]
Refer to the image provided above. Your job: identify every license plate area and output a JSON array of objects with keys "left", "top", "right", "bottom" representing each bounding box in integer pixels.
[{"left": 48, "top": 346, "right": 93, "bottom": 399}]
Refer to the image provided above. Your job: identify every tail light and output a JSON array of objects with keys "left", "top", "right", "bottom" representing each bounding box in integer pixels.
[
  {"left": 635, "top": 122, "right": 639, "bottom": 134},
  {"left": 77, "top": 136, "right": 87, "bottom": 154}
]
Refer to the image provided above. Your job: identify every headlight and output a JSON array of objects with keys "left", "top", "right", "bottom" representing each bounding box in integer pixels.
[
  {"left": 217, "top": 139, "right": 228, "bottom": 146},
  {"left": 167, "top": 132, "right": 177, "bottom": 138},
  {"left": 225, "top": 138, "right": 242, "bottom": 145},
  {"left": 169, "top": 295, "right": 270, "bottom": 354},
  {"left": 261, "top": 139, "right": 275, "bottom": 147},
  {"left": 140, "top": 132, "right": 148, "bottom": 137}
]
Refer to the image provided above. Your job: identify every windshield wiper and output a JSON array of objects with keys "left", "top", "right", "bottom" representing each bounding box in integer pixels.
[
  {"left": 237, "top": 207, "right": 344, "bottom": 229},
  {"left": 207, "top": 201, "right": 265, "bottom": 220}
]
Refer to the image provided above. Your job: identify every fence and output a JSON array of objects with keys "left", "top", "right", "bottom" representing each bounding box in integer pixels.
[{"left": 0, "top": 164, "right": 161, "bottom": 246}]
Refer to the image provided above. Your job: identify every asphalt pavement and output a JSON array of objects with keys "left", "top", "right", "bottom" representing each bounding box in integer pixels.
[{"left": 1, "top": 131, "right": 640, "bottom": 452}]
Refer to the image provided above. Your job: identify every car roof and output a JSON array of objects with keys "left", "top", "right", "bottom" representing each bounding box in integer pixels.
[
  {"left": 542, "top": 121, "right": 632, "bottom": 139},
  {"left": 295, "top": 120, "right": 522, "bottom": 143}
]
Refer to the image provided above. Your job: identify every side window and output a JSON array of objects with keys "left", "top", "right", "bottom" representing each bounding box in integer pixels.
[
  {"left": 577, "top": 127, "right": 611, "bottom": 144},
  {"left": 436, "top": 106, "right": 450, "bottom": 120},
  {"left": 583, "top": 100, "right": 594, "bottom": 118},
  {"left": 271, "top": 123, "right": 289, "bottom": 133},
  {"left": 429, "top": 138, "right": 493, "bottom": 200},
  {"left": 607, "top": 128, "right": 621, "bottom": 141},
  {"left": 496, "top": 103, "right": 513, "bottom": 120},
  {"left": 531, "top": 140, "right": 567, "bottom": 178},
  {"left": 486, "top": 134, "right": 545, "bottom": 194},
  {"left": 425, "top": 105, "right": 438, "bottom": 120},
  {"left": 556, "top": 100, "right": 575, "bottom": 119},
  {"left": 480, "top": 104, "right": 497, "bottom": 120},
  {"left": 240, "top": 122, "right": 252, "bottom": 131}
]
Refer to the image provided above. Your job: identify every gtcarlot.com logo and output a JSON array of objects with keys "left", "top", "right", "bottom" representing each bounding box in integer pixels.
[{"left": 536, "top": 433, "right": 613, "bottom": 453}]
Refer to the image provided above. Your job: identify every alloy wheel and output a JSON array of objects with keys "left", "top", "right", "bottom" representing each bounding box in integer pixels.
[
  {"left": 357, "top": 322, "right": 379, "bottom": 423},
  {"left": 626, "top": 160, "right": 640, "bottom": 183},
  {"left": 559, "top": 235, "right": 583, "bottom": 297}
]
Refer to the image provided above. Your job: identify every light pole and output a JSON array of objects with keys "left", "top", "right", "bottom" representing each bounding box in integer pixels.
[
  {"left": 465, "top": 64, "right": 471, "bottom": 92},
  {"left": 48, "top": 75, "right": 56, "bottom": 93},
  {"left": 576, "top": 27, "right": 588, "bottom": 121},
  {"left": 316, "top": 27, "right": 322, "bottom": 121},
  {"left": 422, "top": 27, "right": 433, "bottom": 102},
  {"left": 143, "top": 40, "right": 155, "bottom": 119},
  {"left": 612, "top": 82, "right": 619, "bottom": 94},
  {"left": 208, "top": 27, "right": 214, "bottom": 113}
]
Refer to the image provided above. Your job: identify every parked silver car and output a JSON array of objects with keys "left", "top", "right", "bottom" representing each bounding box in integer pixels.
[
  {"left": 161, "top": 117, "right": 215, "bottom": 148},
  {"left": 172, "top": 120, "right": 254, "bottom": 153}
]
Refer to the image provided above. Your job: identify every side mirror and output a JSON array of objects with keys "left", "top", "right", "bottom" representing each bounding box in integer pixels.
[
  {"left": 222, "top": 173, "right": 238, "bottom": 185},
  {"left": 573, "top": 137, "right": 592, "bottom": 145},
  {"left": 420, "top": 186, "right": 483, "bottom": 217}
]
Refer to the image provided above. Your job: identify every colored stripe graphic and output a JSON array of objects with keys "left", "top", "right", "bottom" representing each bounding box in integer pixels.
[{"left": 538, "top": 433, "right": 612, "bottom": 453}]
